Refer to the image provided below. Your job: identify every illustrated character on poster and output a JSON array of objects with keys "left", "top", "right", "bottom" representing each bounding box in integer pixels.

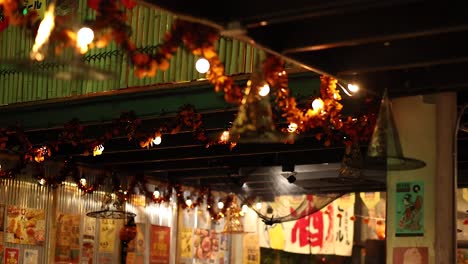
[
  {"left": 398, "top": 185, "right": 423, "bottom": 231},
  {"left": 194, "top": 229, "right": 217, "bottom": 260}
]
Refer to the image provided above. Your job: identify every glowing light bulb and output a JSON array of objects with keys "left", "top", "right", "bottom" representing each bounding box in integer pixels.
[
  {"left": 217, "top": 201, "right": 224, "bottom": 209},
  {"left": 30, "top": 4, "right": 55, "bottom": 61},
  {"left": 152, "top": 135, "right": 162, "bottom": 145},
  {"left": 153, "top": 190, "right": 160, "bottom": 198},
  {"left": 93, "top": 144, "right": 104, "bottom": 156},
  {"left": 287, "top": 122, "right": 298, "bottom": 133},
  {"left": 348, "top": 83, "right": 359, "bottom": 93},
  {"left": 258, "top": 83, "right": 270, "bottom": 96},
  {"left": 242, "top": 204, "right": 249, "bottom": 213},
  {"left": 312, "top": 98, "right": 324, "bottom": 111},
  {"left": 219, "top": 130, "right": 229, "bottom": 142},
  {"left": 195, "top": 58, "right": 210, "bottom": 73},
  {"left": 255, "top": 202, "right": 262, "bottom": 210},
  {"left": 77, "top": 27, "right": 94, "bottom": 46},
  {"left": 38, "top": 178, "right": 46, "bottom": 186},
  {"left": 185, "top": 198, "right": 193, "bottom": 207},
  {"left": 79, "top": 178, "right": 87, "bottom": 186}
]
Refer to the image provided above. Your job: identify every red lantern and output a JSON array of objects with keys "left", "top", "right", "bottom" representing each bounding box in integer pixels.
[{"left": 119, "top": 218, "right": 137, "bottom": 242}]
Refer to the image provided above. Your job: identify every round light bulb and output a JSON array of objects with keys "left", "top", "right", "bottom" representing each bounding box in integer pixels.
[
  {"left": 195, "top": 58, "right": 210, "bottom": 73},
  {"left": 287, "top": 122, "right": 298, "bottom": 133},
  {"left": 347, "top": 83, "right": 359, "bottom": 93},
  {"left": 152, "top": 135, "right": 162, "bottom": 145},
  {"left": 258, "top": 83, "right": 270, "bottom": 97},
  {"left": 217, "top": 201, "right": 224, "bottom": 209},
  {"left": 220, "top": 131, "right": 230, "bottom": 142},
  {"left": 153, "top": 190, "right": 160, "bottom": 198},
  {"left": 77, "top": 27, "right": 94, "bottom": 46},
  {"left": 79, "top": 178, "right": 87, "bottom": 186},
  {"left": 255, "top": 202, "right": 262, "bottom": 210},
  {"left": 185, "top": 198, "right": 193, "bottom": 207},
  {"left": 38, "top": 178, "right": 46, "bottom": 186},
  {"left": 312, "top": 98, "right": 324, "bottom": 111},
  {"left": 242, "top": 204, "right": 249, "bottom": 213}
]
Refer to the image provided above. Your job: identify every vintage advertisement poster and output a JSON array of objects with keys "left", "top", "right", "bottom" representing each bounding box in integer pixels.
[
  {"left": 193, "top": 229, "right": 219, "bottom": 261},
  {"left": 334, "top": 194, "right": 355, "bottom": 256},
  {"left": 23, "top": 249, "right": 39, "bottom": 264},
  {"left": 393, "top": 247, "right": 428, "bottom": 264},
  {"left": 127, "top": 223, "right": 146, "bottom": 264},
  {"left": 55, "top": 214, "right": 80, "bottom": 263},
  {"left": 5, "top": 206, "right": 45, "bottom": 245},
  {"left": 395, "top": 182, "right": 424, "bottom": 236},
  {"left": 97, "top": 253, "right": 114, "bottom": 264},
  {"left": 149, "top": 225, "right": 170, "bottom": 264},
  {"left": 98, "top": 219, "right": 117, "bottom": 253},
  {"left": 4, "top": 247, "right": 19, "bottom": 264},
  {"left": 180, "top": 228, "right": 193, "bottom": 258},
  {"left": 81, "top": 217, "right": 96, "bottom": 264},
  {"left": 243, "top": 233, "right": 260, "bottom": 264}
]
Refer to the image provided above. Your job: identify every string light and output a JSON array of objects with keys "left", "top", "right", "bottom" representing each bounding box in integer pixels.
[
  {"left": 185, "top": 197, "right": 193, "bottom": 207},
  {"left": 255, "top": 202, "right": 262, "bottom": 210},
  {"left": 195, "top": 58, "right": 210, "bottom": 73},
  {"left": 217, "top": 200, "right": 224, "bottom": 209},
  {"left": 312, "top": 98, "right": 324, "bottom": 111},
  {"left": 79, "top": 177, "right": 87, "bottom": 187},
  {"left": 153, "top": 190, "right": 160, "bottom": 199},
  {"left": 38, "top": 178, "right": 46, "bottom": 186},
  {"left": 287, "top": 122, "right": 298, "bottom": 133},
  {"left": 258, "top": 83, "right": 270, "bottom": 96},
  {"left": 219, "top": 130, "right": 230, "bottom": 142},
  {"left": 77, "top": 27, "right": 94, "bottom": 54},
  {"left": 93, "top": 145, "right": 104, "bottom": 156},
  {"left": 152, "top": 135, "right": 162, "bottom": 145},
  {"left": 348, "top": 83, "right": 359, "bottom": 93},
  {"left": 241, "top": 204, "right": 249, "bottom": 213}
]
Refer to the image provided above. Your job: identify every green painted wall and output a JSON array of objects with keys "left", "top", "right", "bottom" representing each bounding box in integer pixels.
[{"left": 0, "top": 3, "right": 261, "bottom": 105}]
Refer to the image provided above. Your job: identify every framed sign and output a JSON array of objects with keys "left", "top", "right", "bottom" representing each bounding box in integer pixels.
[{"left": 395, "top": 181, "right": 424, "bottom": 236}]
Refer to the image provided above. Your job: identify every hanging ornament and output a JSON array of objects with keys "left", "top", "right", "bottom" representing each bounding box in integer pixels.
[
  {"left": 229, "top": 69, "right": 282, "bottom": 143},
  {"left": 362, "top": 89, "right": 426, "bottom": 170},
  {"left": 222, "top": 194, "right": 246, "bottom": 234}
]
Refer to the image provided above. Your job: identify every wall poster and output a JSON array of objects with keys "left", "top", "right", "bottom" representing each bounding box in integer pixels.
[
  {"left": 81, "top": 217, "right": 96, "bottom": 264},
  {"left": 180, "top": 228, "right": 193, "bottom": 258},
  {"left": 5, "top": 206, "right": 45, "bottom": 245},
  {"left": 395, "top": 181, "right": 424, "bottom": 236},
  {"left": 23, "top": 249, "right": 39, "bottom": 264},
  {"left": 393, "top": 247, "right": 428, "bottom": 264},
  {"left": 127, "top": 223, "right": 146, "bottom": 264},
  {"left": 98, "top": 219, "right": 117, "bottom": 253},
  {"left": 55, "top": 214, "right": 80, "bottom": 263},
  {"left": 4, "top": 247, "right": 19, "bottom": 264},
  {"left": 149, "top": 225, "right": 170, "bottom": 264},
  {"left": 243, "top": 233, "right": 260, "bottom": 264}
]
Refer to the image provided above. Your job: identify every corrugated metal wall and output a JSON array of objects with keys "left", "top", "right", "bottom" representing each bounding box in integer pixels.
[{"left": 0, "top": 3, "right": 259, "bottom": 105}]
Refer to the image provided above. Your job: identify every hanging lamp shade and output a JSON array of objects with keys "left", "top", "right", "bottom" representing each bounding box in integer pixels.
[
  {"left": 86, "top": 193, "right": 136, "bottom": 219},
  {"left": 222, "top": 195, "right": 246, "bottom": 234},
  {"left": 229, "top": 70, "right": 282, "bottom": 143},
  {"left": 362, "top": 89, "right": 426, "bottom": 171}
]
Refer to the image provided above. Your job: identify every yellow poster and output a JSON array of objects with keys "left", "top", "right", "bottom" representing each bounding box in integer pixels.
[
  {"left": 243, "top": 233, "right": 260, "bottom": 264},
  {"left": 179, "top": 228, "right": 193, "bottom": 258},
  {"left": 24, "top": 0, "right": 47, "bottom": 18},
  {"left": 98, "top": 219, "right": 116, "bottom": 253},
  {"left": 5, "top": 206, "right": 45, "bottom": 245},
  {"left": 360, "top": 192, "right": 381, "bottom": 210}
]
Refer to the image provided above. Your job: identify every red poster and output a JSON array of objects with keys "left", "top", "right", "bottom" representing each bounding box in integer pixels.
[
  {"left": 4, "top": 247, "right": 19, "bottom": 264},
  {"left": 149, "top": 225, "right": 170, "bottom": 264}
]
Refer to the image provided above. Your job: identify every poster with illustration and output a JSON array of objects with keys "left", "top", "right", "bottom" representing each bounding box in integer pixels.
[
  {"left": 180, "top": 228, "right": 193, "bottom": 258},
  {"left": 97, "top": 253, "right": 114, "bottom": 264},
  {"left": 81, "top": 217, "right": 96, "bottom": 264},
  {"left": 193, "top": 229, "right": 219, "bottom": 261},
  {"left": 395, "top": 182, "right": 424, "bottom": 236},
  {"left": 149, "top": 225, "right": 170, "bottom": 264},
  {"left": 5, "top": 206, "right": 45, "bottom": 245},
  {"left": 393, "top": 247, "right": 428, "bottom": 264},
  {"left": 98, "top": 219, "right": 117, "bottom": 253},
  {"left": 55, "top": 214, "right": 80, "bottom": 263},
  {"left": 243, "top": 233, "right": 260, "bottom": 264},
  {"left": 127, "top": 223, "right": 146, "bottom": 264},
  {"left": 23, "top": 249, "right": 39, "bottom": 264},
  {"left": 4, "top": 247, "right": 19, "bottom": 264}
]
